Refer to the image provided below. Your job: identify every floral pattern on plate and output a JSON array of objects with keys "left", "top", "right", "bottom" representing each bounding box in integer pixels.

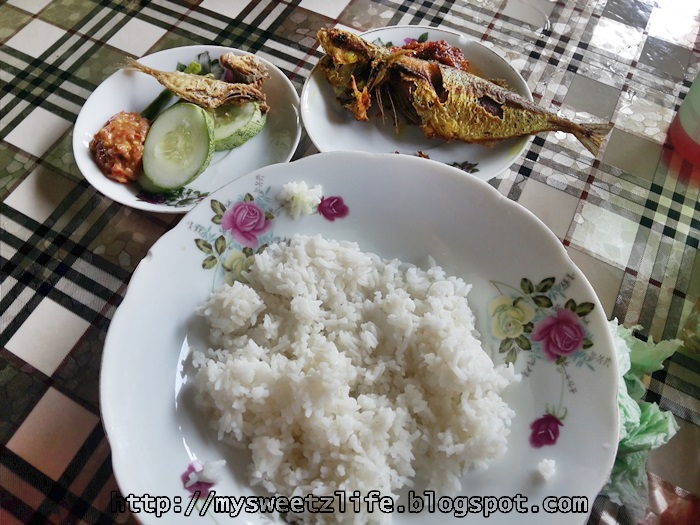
[
  {"left": 137, "top": 188, "right": 210, "bottom": 208},
  {"left": 488, "top": 274, "right": 612, "bottom": 448},
  {"left": 188, "top": 174, "right": 349, "bottom": 288},
  {"left": 372, "top": 30, "right": 430, "bottom": 48}
]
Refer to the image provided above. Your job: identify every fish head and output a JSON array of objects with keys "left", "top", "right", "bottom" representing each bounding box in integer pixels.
[{"left": 317, "top": 28, "right": 382, "bottom": 66}]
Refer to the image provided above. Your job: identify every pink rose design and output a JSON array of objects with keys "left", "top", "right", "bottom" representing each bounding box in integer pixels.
[
  {"left": 529, "top": 414, "right": 563, "bottom": 448},
  {"left": 221, "top": 201, "right": 271, "bottom": 248},
  {"left": 318, "top": 196, "right": 349, "bottom": 222},
  {"left": 531, "top": 308, "right": 585, "bottom": 360}
]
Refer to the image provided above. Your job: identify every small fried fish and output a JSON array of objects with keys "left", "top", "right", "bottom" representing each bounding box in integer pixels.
[
  {"left": 317, "top": 28, "right": 613, "bottom": 156},
  {"left": 123, "top": 57, "right": 267, "bottom": 109}
]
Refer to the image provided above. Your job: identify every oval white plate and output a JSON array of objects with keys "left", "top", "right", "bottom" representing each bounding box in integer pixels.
[
  {"left": 301, "top": 26, "right": 532, "bottom": 181},
  {"left": 101, "top": 152, "right": 618, "bottom": 525},
  {"left": 73, "top": 45, "right": 301, "bottom": 214}
]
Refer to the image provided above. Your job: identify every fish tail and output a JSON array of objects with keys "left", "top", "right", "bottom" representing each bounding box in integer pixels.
[
  {"left": 572, "top": 122, "right": 614, "bottom": 156},
  {"left": 123, "top": 56, "right": 140, "bottom": 68},
  {"left": 122, "top": 57, "right": 152, "bottom": 74}
]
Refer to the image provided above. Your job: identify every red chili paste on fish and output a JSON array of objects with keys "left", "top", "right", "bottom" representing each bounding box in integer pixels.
[
  {"left": 89, "top": 111, "right": 150, "bottom": 183},
  {"left": 396, "top": 40, "right": 470, "bottom": 72}
]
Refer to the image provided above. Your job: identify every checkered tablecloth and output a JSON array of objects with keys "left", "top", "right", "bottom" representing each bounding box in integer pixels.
[{"left": 1, "top": 0, "right": 699, "bottom": 524}]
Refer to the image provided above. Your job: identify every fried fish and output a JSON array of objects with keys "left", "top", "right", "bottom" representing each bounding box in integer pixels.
[
  {"left": 317, "top": 28, "right": 613, "bottom": 156},
  {"left": 123, "top": 56, "right": 267, "bottom": 110}
]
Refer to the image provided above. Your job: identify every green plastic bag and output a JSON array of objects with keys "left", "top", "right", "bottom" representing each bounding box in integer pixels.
[
  {"left": 682, "top": 299, "right": 700, "bottom": 355},
  {"left": 602, "top": 320, "right": 681, "bottom": 522}
]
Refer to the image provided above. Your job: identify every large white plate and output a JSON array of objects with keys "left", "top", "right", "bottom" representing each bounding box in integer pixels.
[
  {"left": 101, "top": 152, "right": 618, "bottom": 525},
  {"left": 301, "top": 26, "right": 532, "bottom": 181},
  {"left": 73, "top": 45, "right": 301, "bottom": 214}
]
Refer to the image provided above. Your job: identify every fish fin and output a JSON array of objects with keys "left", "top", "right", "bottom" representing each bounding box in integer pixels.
[
  {"left": 121, "top": 57, "right": 158, "bottom": 78},
  {"left": 489, "top": 78, "right": 511, "bottom": 89},
  {"left": 350, "top": 75, "right": 371, "bottom": 121},
  {"left": 122, "top": 57, "right": 145, "bottom": 70},
  {"left": 573, "top": 122, "right": 614, "bottom": 156}
]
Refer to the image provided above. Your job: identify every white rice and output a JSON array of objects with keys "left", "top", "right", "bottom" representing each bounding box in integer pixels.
[
  {"left": 538, "top": 459, "right": 556, "bottom": 481},
  {"left": 191, "top": 234, "right": 518, "bottom": 524}
]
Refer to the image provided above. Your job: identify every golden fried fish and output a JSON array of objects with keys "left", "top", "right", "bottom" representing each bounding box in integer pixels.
[
  {"left": 123, "top": 57, "right": 267, "bottom": 109},
  {"left": 317, "top": 28, "right": 613, "bottom": 156}
]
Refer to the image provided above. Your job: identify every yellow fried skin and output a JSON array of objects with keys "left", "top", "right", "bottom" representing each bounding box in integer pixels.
[
  {"left": 123, "top": 57, "right": 267, "bottom": 109},
  {"left": 317, "top": 28, "right": 613, "bottom": 156}
]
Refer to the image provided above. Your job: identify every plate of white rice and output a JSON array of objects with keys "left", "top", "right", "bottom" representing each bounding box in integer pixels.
[{"left": 101, "top": 151, "right": 619, "bottom": 525}]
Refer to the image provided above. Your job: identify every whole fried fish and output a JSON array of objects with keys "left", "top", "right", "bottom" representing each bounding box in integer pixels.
[
  {"left": 123, "top": 57, "right": 267, "bottom": 110},
  {"left": 317, "top": 28, "right": 613, "bottom": 156}
]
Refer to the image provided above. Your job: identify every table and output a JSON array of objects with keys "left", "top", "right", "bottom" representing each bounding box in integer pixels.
[{"left": 1, "top": 0, "right": 699, "bottom": 524}]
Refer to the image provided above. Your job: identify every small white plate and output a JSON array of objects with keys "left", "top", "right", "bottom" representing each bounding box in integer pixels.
[
  {"left": 301, "top": 25, "right": 533, "bottom": 181},
  {"left": 73, "top": 45, "right": 301, "bottom": 213},
  {"left": 101, "top": 152, "right": 618, "bottom": 525}
]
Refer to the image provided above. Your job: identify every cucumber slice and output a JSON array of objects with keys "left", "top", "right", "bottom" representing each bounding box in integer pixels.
[
  {"left": 208, "top": 102, "right": 267, "bottom": 151},
  {"left": 140, "top": 103, "right": 215, "bottom": 193}
]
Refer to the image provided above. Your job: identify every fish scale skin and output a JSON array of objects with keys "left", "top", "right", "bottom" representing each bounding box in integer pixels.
[{"left": 403, "top": 64, "right": 582, "bottom": 144}]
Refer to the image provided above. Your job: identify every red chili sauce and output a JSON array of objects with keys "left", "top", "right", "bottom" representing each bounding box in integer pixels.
[
  {"left": 89, "top": 111, "right": 150, "bottom": 184},
  {"left": 396, "top": 40, "right": 471, "bottom": 72}
]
